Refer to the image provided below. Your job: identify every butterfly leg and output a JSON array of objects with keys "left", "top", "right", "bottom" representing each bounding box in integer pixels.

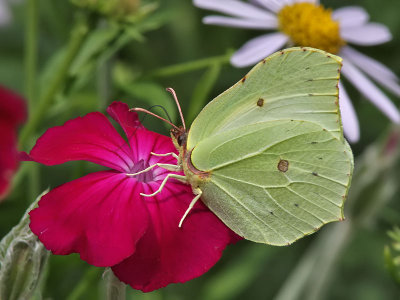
[
  {"left": 140, "top": 174, "right": 187, "bottom": 197},
  {"left": 150, "top": 152, "right": 179, "bottom": 162},
  {"left": 126, "top": 163, "right": 181, "bottom": 176},
  {"left": 178, "top": 188, "right": 203, "bottom": 228}
]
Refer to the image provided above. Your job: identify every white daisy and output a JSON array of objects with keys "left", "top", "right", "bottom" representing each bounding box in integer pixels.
[
  {"left": 0, "top": 0, "right": 12, "bottom": 26},
  {"left": 194, "top": 0, "right": 400, "bottom": 143},
  {"left": 0, "top": 0, "right": 21, "bottom": 26}
]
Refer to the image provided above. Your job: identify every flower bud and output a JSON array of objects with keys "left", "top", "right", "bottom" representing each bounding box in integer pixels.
[{"left": 0, "top": 191, "right": 50, "bottom": 300}]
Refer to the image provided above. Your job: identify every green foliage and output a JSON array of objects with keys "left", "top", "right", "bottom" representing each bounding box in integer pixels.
[{"left": 384, "top": 227, "right": 400, "bottom": 284}]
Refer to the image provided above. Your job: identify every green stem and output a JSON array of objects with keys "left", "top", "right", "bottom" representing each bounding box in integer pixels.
[
  {"left": 105, "top": 269, "right": 126, "bottom": 300},
  {"left": 66, "top": 268, "right": 102, "bottom": 300},
  {"left": 25, "top": 0, "right": 39, "bottom": 107},
  {"left": 145, "top": 50, "right": 233, "bottom": 78},
  {"left": 97, "top": 58, "right": 113, "bottom": 110},
  {"left": 18, "top": 13, "right": 94, "bottom": 150},
  {"left": 25, "top": 0, "right": 40, "bottom": 199}
]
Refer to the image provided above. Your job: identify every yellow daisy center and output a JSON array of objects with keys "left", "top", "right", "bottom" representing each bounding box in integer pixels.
[{"left": 278, "top": 3, "right": 344, "bottom": 54}]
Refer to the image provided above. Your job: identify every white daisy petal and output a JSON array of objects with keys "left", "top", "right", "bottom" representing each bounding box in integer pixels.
[
  {"left": 341, "top": 46, "right": 398, "bottom": 81},
  {"left": 231, "top": 33, "right": 288, "bottom": 67},
  {"left": 341, "top": 46, "right": 400, "bottom": 96},
  {"left": 332, "top": 6, "right": 369, "bottom": 28},
  {"left": 203, "top": 15, "right": 278, "bottom": 30},
  {"left": 0, "top": 1, "right": 11, "bottom": 26},
  {"left": 339, "top": 82, "right": 360, "bottom": 143},
  {"left": 342, "top": 60, "right": 400, "bottom": 123},
  {"left": 341, "top": 23, "right": 392, "bottom": 46},
  {"left": 376, "top": 77, "right": 400, "bottom": 97},
  {"left": 250, "top": 0, "right": 283, "bottom": 13},
  {"left": 294, "top": 0, "right": 318, "bottom": 3},
  {"left": 193, "top": 0, "right": 276, "bottom": 21}
]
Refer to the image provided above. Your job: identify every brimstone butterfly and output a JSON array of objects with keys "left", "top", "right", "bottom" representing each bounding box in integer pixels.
[{"left": 131, "top": 47, "right": 354, "bottom": 246}]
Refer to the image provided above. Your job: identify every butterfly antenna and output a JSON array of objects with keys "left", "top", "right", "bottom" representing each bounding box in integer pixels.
[
  {"left": 148, "top": 105, "right": 174, "bottom": 123},
  {"left": 130, "top": 107, "right": 180, "bottom": 130},
  {"left": 166, "top": 88, "right": 186, "bottom": 131}
]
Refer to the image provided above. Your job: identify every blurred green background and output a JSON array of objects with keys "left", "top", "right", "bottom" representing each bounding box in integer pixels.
[{"left": 1, "top": 0, "right": 400, "bottom": 299}]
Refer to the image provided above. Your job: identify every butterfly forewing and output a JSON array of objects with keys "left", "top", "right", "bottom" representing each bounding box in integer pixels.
[
  {"left": 184, "top": 47, "right": 353, "bottom": 245},
  {"left": 187, "top": 47, "right": 343, "bottom": 151}
]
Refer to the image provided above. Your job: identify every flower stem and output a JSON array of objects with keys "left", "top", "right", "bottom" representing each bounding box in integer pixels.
[
  {"left": 66, "top": 267, "right": 102, "bottom": 300},
  {"left": 144, "top": 50, "right": 233, "bottom": 78},
  {"left": 24, "top": 0, "right": 40, "bottom": 199},
  {"left": 25, "top": 0, "right": 39, "bottom": 107},
  {"left": 104, "top": 269, "right": 126, "bottom": 300},
  {"left": 18, "top": 12, "right": 95, "bottom": 150}
]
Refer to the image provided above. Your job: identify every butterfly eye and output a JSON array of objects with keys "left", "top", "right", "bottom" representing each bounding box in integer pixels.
[{"left": 177, "top": 133, "right": 187, "bottom": 147}]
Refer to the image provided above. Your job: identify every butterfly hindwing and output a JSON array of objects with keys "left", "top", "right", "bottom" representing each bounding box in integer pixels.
[{"left": 191, "top": 120, "right": 352, "bottom": 245}]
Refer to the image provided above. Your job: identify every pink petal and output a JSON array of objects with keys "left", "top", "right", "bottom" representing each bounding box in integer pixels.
[
  {"left": 193, "top": 0, "right": 276, "bottom": 21},
  {"left": 231, "top": 33, "right": 288, "bottom": 67},
  {"left": 342, "top": 60, "right": 400, "bottom": 123},
  {"left": 22, "top": 111, "right": 134, "bottom": 173},
  {"left": 112, "top": 180, "right": 241, "bottom": 292},
  {"left": 341, "top": 23, "right": 392, "bottom": 46},
  {"left": 338, "top": 82, "right": 360, "bottom": 143},
  {"left": 332, "top": 6, "right": 369, "bottom": 28},
  {"left": 203, "top": 15, "right": 277, "bottom": 29},
  {"left": 0, "top": 86, "right": 27, "bottom": 124},
  {"left": 106, "top": 101, "right": 144, "bottom": 135},
  {"left": 0, "top": 86, "right": 26, "bottom": 200},
  {"left": 340, "top": 46, "right": 400, "bottom": 96},
  {"left": 29, "top": 171, "right": 149, "bottom": 267},
  {"left": 106, "top": 101, "right": 176, "bottom": 170},
  {"left": 0, "top": 122, "right": 19, "bottom": 200}
]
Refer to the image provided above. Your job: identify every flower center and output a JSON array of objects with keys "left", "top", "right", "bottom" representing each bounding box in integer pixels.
[
  {"left": 130, "top": 159, "right": 154, "bottom": 183},
  {"left": 278, "top": 3, "right": 344, "bottom": 54}
]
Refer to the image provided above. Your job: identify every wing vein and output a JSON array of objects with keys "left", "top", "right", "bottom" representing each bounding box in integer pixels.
[
  {"left": 286, "top": 187, "right": 339, "bottom": 220},
  {"left": 211, "top": 179, "right": 290, "bottom": 243}
]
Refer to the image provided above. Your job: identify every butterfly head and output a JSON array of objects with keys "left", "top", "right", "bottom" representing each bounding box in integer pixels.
[{"left": 170, "top": 126, "right": 187, "bottom": 149}]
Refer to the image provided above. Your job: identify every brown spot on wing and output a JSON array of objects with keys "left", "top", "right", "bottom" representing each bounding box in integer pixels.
[
  {"left": 277, "top": 159, "right": 289, "bottom": 172},
  {"left": 257, "top": 98, "right": 264, "bottom": 107}
]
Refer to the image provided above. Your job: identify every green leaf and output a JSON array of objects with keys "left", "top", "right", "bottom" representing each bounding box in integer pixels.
[
  {"left": 385, "top": 227, "right": 400, "bottom": 285},
  {"left": 187, "top": 63, "right": 221, "bottom": 124},
  {"left": 70, "top": 26, "right": 120, "bottom": 76}
]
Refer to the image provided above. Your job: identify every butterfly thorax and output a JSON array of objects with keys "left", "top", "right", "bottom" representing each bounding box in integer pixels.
[{"left": 170, "top": 127, "right": 211, "bottom": 188}]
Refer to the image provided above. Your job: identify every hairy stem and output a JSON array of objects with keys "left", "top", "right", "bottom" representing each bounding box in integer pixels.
[{"left": 105, "top": 269, "right": 126, "bottom": 300}]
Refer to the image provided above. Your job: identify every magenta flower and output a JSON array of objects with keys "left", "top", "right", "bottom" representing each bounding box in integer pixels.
[
  {"left": 22, "top": 102, "right": 239, "bottom": 292},
  {"left": 0, "top": 85, "right": 26, "bottom": 201}
]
